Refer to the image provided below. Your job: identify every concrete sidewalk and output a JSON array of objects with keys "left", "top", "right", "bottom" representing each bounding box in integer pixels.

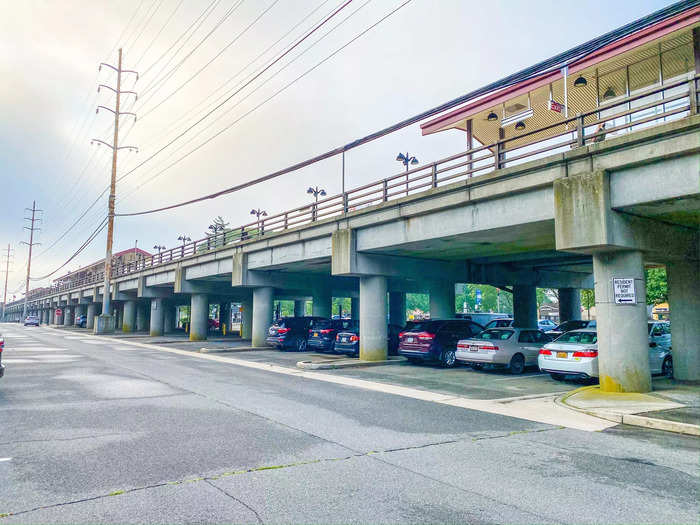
[{"left": 558, "top": 384, "right": 700, "bottom": 436}]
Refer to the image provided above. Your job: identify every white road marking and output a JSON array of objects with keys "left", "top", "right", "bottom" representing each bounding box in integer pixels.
[
  {"left": 0, "top": 458, "right": 12, "bottom": 462},
  {"left": 493, "top": 374, "right": 550, "bottom": 381},
  {"left": 55, "top": 328, "right": 615, "bottom": 432}
]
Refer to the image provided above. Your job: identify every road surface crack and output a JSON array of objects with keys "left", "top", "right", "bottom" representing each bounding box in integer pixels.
[{"left": 204, "top": 479, "right": 263, "bottom": 524}]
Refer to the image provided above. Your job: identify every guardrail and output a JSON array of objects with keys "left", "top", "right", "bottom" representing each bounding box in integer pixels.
[{"left": 21, "top": 75, "right": 699, "bottom": 303}]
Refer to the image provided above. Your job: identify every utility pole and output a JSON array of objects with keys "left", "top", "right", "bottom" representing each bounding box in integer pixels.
[
  {"left": 21, "top": 201, "right": 42, "bottom": 319},
  {"left": 1, "top": 244, "right": 13, "bottom": 321},
  {"left": 92, "top": 48, "right": 138, "bottom": 333}
]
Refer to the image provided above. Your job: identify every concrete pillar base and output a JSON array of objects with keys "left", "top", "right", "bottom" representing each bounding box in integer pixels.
[
  {"left": 86, "top": 303, "right": 98, "bottom": 330},
  {"left": 190, "top": 294, "right": 209, "bottom": 342},
  {"left": 252, "top": 288, "right": 273, "bottom": 347},
  {"left": 122, "top": 300, "right": 136, "bottom": 333},
  {"left": 429, "top": 281, "right": 455, "bottom": 319},
  {"left": 351, "top": 297, "right": 359, "bottom": 320},
  {"left": 389, "top": 291, "right": 406, "bottom": 327},
  {"left": 558, "top": 288, "right": 581, "bottom": 322},
  {"left": 293, "top": 300, "right": 305, "bottom": 318},
  {"left": 312, "top": 283, "right": 332, "bottom": 318},
  {"left": 359, "top": 276, "right": 388, "bottom": 361},
  {"left": 513, "top": 284, "right": 537, "bottom": 328},
  {"left": 94, "top": 314, "right": 115, "bottom": 334},
  {"left": 241, "top": 299, "right": 253, "bottom": 339},
  {"left": 150, "top": 298, "right": 165, "bottom": 337},
  {"left": 667, "top": 259, "right": 700, "bottom": 381}
]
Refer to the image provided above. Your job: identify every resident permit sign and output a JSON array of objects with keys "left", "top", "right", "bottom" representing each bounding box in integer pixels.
[{"left": 613, "top": 278, "right": 636, "bottom": 304}]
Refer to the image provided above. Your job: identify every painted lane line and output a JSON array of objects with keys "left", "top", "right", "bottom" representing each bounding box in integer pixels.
[
  {"left": 48, "top": 327, "right": 615, "bottom": 432},
  {"left": 0, "top": 458, "right": 12, "bottom": 462}
]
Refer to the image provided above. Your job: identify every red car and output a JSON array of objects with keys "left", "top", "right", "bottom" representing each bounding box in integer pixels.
[{"left": 208, "top": 318, "right": 220, "bottom": 329}]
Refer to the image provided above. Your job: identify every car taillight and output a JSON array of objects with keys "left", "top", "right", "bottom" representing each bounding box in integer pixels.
[
  {"left": 278, "top": 328, "right": 290, "bottom": 334},
  {"left": 336, "top": 334, "right": 340, "bottom": 341},
  {"left": 573, "top": 350, "right": 598, "bottom": 358},
  {"left": 320, "top": 329, "right": 333, "bottom": 334},
  {"left": 539, "top": 348, "right": 551, "bottom": 355},
  {"left": 0, "top": 341, "right": 3, "bottom": 351},
  {"left": 398, "top": 332, "right": 405, "bottom": 338},
  {"left": 417, "top": 332, "right": 435, "bottom": 341},
  {"left": 481, "top": 344, "right": 499, "bottom": 351},
  {"left": 457, "top": 343, "right": 468, "bottom": 349},
  {"left": 350, "top": 335, "right": 359, "bottom": 342}
]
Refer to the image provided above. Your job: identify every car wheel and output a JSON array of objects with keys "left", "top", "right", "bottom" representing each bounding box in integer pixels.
[
  {"left": 509, "top": 353, "right": 525, "bottom": 375},
  {"left": 296, "top": 338, "right": 307, "bottom": 352},
  {"left": 550, "top": 373, "right": 566, "bottom": 381},
  {"left": 662, "top": 357, "right": 673, "bottom": 379},
  {"left": 440, "top": 349, "right": 456, "bottom": 368}
]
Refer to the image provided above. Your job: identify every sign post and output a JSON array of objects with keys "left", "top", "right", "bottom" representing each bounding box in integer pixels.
[{"left": 613, "top": 278, "right": 637, "bottom": 304}]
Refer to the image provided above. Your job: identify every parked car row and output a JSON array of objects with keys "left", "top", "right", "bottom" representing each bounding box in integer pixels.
[{"left": 265, "top": 316, "right": 673, "bottom": 380}]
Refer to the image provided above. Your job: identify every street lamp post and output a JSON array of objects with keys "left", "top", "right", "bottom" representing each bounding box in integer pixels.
[
  {"left": 396, "top": 152, "right": 419, "bottom": 194},
  {"left": 177, "top": 235, "right": 190, "bottom": 257},
  {"left": 306, "top": 186, "right": 326, "bottom": 221},
  {"left": 250, "top": 209, "right": 267, "bottom": 237},
  {"left": 153, "top": 244, "right": 165, "bottom": 263}
]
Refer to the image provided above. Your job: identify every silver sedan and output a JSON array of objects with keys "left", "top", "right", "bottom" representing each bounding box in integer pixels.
[{"left": 456, "top": 327, "right": 552, "bottom": 374}]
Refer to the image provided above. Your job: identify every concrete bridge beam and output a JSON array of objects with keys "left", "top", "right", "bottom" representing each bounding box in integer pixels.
[
  {"left": 190, "top": 294, "right": 209, "bottom": 342},
  {"left": 667, "top": 259, "right": 700, "bottom": 381},
  {"left": 558, "top": 288, "right": 581, "bottom": 322},
  {"left": 593, "top": 250, "right": 651, "bottom": 393},
  {"left": 252, "top": 287, "right": 273, "bottom": 347},
  {"left": 122, "top": 300, "right": 136, "bottom": 333},
  {"left": 150, "top": 298, "right": 165, "bottom": 337},
  {"left": 359, "top": 276, "right": 388, "bottom": 361}
]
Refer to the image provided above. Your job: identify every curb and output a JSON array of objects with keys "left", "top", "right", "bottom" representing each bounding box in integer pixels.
[
  {"left": 556, "top": 387, "right": 700, "bottom": 436},
  {"left": 199, "top": 346, "right": 267, "bottom": 354},
  {"left": 297, "top": 357, "right": 406, "bottom": 370}
]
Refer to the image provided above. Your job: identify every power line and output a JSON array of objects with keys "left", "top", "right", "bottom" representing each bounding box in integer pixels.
[
  {"left": 116, "top": 0, "right": 354, "bottom": 186},
  {"left": 135, "top": 0, "right": 185, "bottom": 67},
  {"left": 124, "top": 0, "right": 166, "bottom": 53},
  {"left": 117, "top": 0, "right": 409, "bottom": 215}
]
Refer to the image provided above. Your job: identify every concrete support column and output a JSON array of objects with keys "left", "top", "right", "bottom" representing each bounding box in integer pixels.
[
  {"left": 86, "top": 303, "right": 98, "bottom": 330},
  {"left": 219, "top": 301, "right": 230, "bottom": 334},
  {"left": 513, "top": 284, "right": 537, "bottom": 328},
  {"left": 667, "top": 259, "right": 700, "bottom": 381},
  {"left": 252, "top": 287, "right": 274, "bottom": 347},
  {"left": 558, "top": 288, "right": 581, "bottom": 322},
  {"left": 149, "top": 298, "right": 165, "bottom": 337},
  {"left": 163, "top": 302, "right": 175, "bottom": 334},
  {"left": 63, "top": 306, "right": 73, "bottom": 326},
  {"left": 593, "top": 250, "right": 650, "bottom": 393},
  {"left": 115, "top": 304, "right": 123, "bottom": 330},
  {"left": 312, "top": 283, "right": 332, "bottom": 318},
  {"left": 241, "top": 299, "right": 253, "bottom": 339},
  {"left": 50, "top": 308, "right": 55, "bottom": 325},
  {"left": 74, "top": 304, "right": 85, "bottom": 326},
  {"left": 190, "top": 294, "right": 209, "bottom": 342},
  {"left": 429, "top": 281, "right": 455, "bottom": 319},
  {"left": 389, "top": 291, "right": 406, "bottom": 327},
  {"left": 351, "top": 297, "right": 359, "bottom": 320},
  {"left": 359, "top": 276, "right": 388, "bottom": 361},
  {"left": 122, "top": 300, "right": 136, "bottom": 333},
  {"left": 136, "top": 302, "right": 148, "bottom": 332},
  {"left": 293, "top": 300, "right": 306, "bottom": 317}
]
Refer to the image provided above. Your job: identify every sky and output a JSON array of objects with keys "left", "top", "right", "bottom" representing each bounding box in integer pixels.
[{"left": 0, "top": 0, "right": 675, "bottom": 299}]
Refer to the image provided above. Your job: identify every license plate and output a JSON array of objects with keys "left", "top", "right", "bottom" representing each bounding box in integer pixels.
[
  {"left": 341, "top": 337, "right": 348, "bottom": 342},
  {"left": 557, "top": 352, "right": 568, "bottom": 359},
  {"left": 407, "top": 337, "right": 414, "bottom": 343},
  {"left": 313, "top": 332, "right": 318, "bottom": 337},
  {"left": 469, "top": 345, "right": 479, "bottom": 352}
]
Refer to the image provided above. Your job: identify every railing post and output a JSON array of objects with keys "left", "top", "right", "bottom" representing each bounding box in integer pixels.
[
  {"left": 576, "top": 113, "right": 585, "bottom": 147},
  {"left": 431, "top": 163, "right": 438, "bottom": 188},
  {"left": 382, "top": 180, "right": 388, "bottom": 201},
  {"left": 495, "top": 141, "right": 503, "bottom": 170},
  {"left": 689, "top": 78, "right": 698, "bottom": 115},
  {"left": 284, "top": 212, "right": 288, "bottom": 229},
  {"left": 343, "top": 192, "right": 349, "bottom": 214}
]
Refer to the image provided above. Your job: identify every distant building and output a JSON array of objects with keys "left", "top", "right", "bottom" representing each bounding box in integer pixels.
[{"left": 53, "top": 248, "right": 152, "bottom": 288}]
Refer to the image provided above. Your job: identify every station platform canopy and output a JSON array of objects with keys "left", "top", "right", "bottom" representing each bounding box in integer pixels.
[{"left": 420, "top": 3, "right": 700, "bottom": 150}]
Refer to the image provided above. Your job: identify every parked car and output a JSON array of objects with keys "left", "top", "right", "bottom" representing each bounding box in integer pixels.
[
  {"left": 0, "top": 331, "right": 4, "bottom": 378},
  {"left": 456, "top": 327, "right": 552, "bottom": 374},
  {"left": 307, "top": 318, "right": 355, "bottom": 353},
  {"left": 456, "top": 312, "right": 510, "bottom": 326},
  {"left": 208, "top": 318, "right": 220, "bottom": 330},
  {"left": 398, "top": 319, "right": 484, "bottom": 367},
  {"left": 334, "top": 322, "right": 402, "bottom": 357},
  {"left": 538, "top": 326, "right": 673, "bottom": 381},
  {"left": 75, "top": 315, "right": 87, "bottom": 328},
  {"left": 265, "top": 317, "right": 326, "bottom": 351},
  {"left": 483, "top": 318, "right": 513, "bottom": 330},
  {"left": 538, "top": 319, "right": 557, "bottom": 330},
  {"left": 546, "top": 319, "right": 596, "bottom": 338},
  {"left": 23, "top": 315, "right": 39, "bottom": 327}
]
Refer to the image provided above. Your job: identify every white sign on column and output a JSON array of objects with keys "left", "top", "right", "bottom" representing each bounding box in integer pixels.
[{"left": 613, "top": 278, "right": 637, "bottom": 304}]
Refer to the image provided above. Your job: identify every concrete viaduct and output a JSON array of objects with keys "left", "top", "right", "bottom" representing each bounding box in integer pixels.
[{"left": 4, "top": 116, "right": 699, "bottom": 392}]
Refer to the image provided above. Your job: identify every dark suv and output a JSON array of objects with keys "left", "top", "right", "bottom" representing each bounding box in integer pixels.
[
  {"left": 307, "top": 318, "right": 354, "bottom": 353},
  {"left": 399, "top": 319, "right": 483, "bottom": 367},
  {"left": 266, "top": 317, "right": 326, "bottom": 351},
  {"left": 335, "top": 322, "right": 402, "bottom": 357}
]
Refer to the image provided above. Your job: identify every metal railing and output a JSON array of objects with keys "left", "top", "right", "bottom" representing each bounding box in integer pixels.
[{"left": 22, "top": 75, "right": 699, "bottom": 303}]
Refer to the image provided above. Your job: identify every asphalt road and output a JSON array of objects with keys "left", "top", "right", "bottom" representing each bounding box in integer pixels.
[{"left": 0, "top": 323, "right": 697, "bottom": 524}]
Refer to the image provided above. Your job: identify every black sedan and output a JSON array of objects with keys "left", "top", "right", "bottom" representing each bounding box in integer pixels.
[{"left": 335, "top": 322, "right": 402, "bottom": 357}]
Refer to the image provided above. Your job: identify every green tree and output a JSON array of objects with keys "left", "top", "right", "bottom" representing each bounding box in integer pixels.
[
  {"left": 645, "top": 268, "right": 667, "bottom": 305},
  {"left": 580, "top": 289, "right": 595, "bottom": 320}
]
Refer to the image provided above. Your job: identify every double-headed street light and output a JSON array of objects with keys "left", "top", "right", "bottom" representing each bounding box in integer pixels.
[
  {"left": 396, "top": 152, "right": 419, "bottom": 193},
  {"left": 307, "top": 186, "right": 326, "bottom": 221},
  {"left": 153, "top": 244, "right": 166, "bottom": 253},
  {"left": 177, "top": 235, "right": 191, "bottom": 246},
  {"left": 250, "top": 209, "right": 267, "bottom": 236}
]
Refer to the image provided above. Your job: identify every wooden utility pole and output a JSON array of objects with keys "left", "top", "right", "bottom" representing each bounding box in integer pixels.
[
  {"left": 22, "top": 201, "right": 41, "bottom": 319},
  {"left": 92, "top": 48, "right": 138, "bottom": 332},
  {"left": 1, "top": 244, "right": 12, "bottom": 321}
]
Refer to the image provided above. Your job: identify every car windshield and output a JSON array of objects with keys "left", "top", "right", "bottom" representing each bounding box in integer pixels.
[
  {"left": 555, "top": 331, "right": 597, "bottom": 344},
  {"left": 477, "top": 329, "right": 514, "bottom": 340},
  {"left": 404, "top": 321, "right": 443, "bottom": 332},
  {"left": 338, "top": 320, "right": 359, "bottom": 332},
  {"left": 275, "top": 318, "right": 305, "bottom": 329},
  {"left": 554, "top": 320, "right": 590, "bottom": 332}
]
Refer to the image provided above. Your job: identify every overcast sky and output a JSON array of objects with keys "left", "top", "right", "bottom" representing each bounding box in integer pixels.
[{"left": 0, "top": 0, "right": 673, "bottom": 298}]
